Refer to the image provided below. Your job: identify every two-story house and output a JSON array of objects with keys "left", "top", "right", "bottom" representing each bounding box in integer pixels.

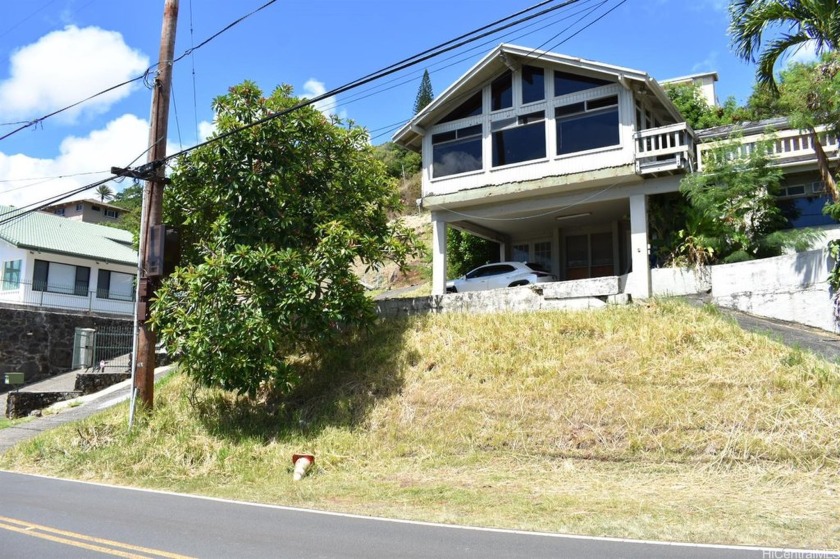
[
  {"left": 395, "top": 44, "right": 840, "bottom": 300},
  {"left": 395, "top": 44, "right": 697, "bottom": 299},
  {"left": 0, "top": 206, "right": 137, "bottom": 315},
  {"left": 41, "top": 199, "right": 126, "bottom": 225}
]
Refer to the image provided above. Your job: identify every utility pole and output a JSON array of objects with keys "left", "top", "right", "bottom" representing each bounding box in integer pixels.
[{"left": 135, "top": 0, "right": 179, "bottom": 409}]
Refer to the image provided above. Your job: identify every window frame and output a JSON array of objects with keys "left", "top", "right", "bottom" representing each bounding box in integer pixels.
[
  {"left": 2, "top": 260, "right": 21, "bottom": 290},
  {"left": 32, "top": 260, "right": 91, "bottom": 297},
  {"left": 554, "top": 94, "right": 621, "bottom": 157}
]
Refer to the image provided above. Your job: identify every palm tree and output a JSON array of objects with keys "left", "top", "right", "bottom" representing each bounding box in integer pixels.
[
  {"left": 729, "top": 0, "right": 840, "bottom": 201},
  {"left": 730, "top": 0, "right": 840, "bottom": 89},
  {"left": 96, "top": 184, "right": 114, "bottom": 202}
]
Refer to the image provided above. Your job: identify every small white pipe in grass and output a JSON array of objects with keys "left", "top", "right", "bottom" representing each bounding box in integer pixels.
[
  {"left": 292, "top": 454, "right": 314, "bottom": 481},
  {"left": 128, "top": 387, "right": 139, "bottom": 430}
]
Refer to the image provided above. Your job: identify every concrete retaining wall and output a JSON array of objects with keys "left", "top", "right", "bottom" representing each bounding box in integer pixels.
[
  {"left": 0, "top": 304, "right": 132, "bottom": 389},
  {"left": 652, "top": 267, "right": 711, "bottom": 296},
  {"left": 710, "top": 248, "right": 836, "bottom": 332},
  {"left": 377, "top": 276, "right": 628, "bottom": 318}
]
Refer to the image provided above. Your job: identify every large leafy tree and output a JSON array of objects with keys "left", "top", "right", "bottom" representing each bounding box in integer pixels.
[
  {"left": 729, "top": 0, "right": 840, "bottom": 201},
  {"left": 151, "top": 82, "right": 419, "bottom": 396}
]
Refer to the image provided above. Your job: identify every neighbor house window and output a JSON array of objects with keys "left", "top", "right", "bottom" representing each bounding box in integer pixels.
[
  {"left": 438, "top": 91, "right": 483, "bottom": 124},
  {"left": 2, "top": 260, "right": 21, "bottom": 290},
  {"left": 491, "top": 71, "right": 513, "bottom": 111},
  {"left": 32, "top": 260, "right": 90, "bottom": 296},
  {"left": 104, "top": 208, "right": 119, "bottom": 219},
  {"left": 75, "top": 203, "right": 83, "bottom": 211},
  {"left": 554, "top": 71, "right": 612, "bottom": 96},
  {"left": 97, "top": 269, "right": 135, "bottom": 301},
  {"left": 54, "top": 208, "right": 65, "bottom": 216},
  {"left": 432, "top": 124, "right": 483, "bottom": 178},
  {"left": 521, "top": 65, "right": 545, "bottom": 104},
  {"left": 492, "top": 111, "right": 545, "bottom": 167},
  {"left": 91, "top": 205, "right": 101, "bottom": 212},
  {"left": 555, "top": 95, "right": 619, "bottom": 155}
]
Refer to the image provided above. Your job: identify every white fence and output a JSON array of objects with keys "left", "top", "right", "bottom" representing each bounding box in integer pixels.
[{"left": 0, "top": 279, "right": 134, "bottom": 316}]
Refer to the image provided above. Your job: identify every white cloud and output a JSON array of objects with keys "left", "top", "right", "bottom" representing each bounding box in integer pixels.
[
  {"left": 302, "top": 79, "right": 347, "bottom": 120},
  {"left": 0, "top": 114, "right": 149, "bottom": 208},
  {"left": 0, "top": 26, "right": 149, "bottom": 123},
  {"left": 197, "top": 120, "right": 217, "bottom": 141},
  {"left": 692, "top": 51, "right": 719, "bottom": 73}
]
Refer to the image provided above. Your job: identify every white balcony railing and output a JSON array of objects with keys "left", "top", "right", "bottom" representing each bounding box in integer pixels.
[
  {"left": 0, "top": 279, "right": 135, "bottom": 316},
  {"left": 634, "top": 123, "right": 696, "bottom": 176},
  {"left": 696, "top": 126, "right": 840, "bottom": 171}
]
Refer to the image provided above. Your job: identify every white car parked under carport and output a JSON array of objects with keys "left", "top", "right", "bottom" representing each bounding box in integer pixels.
[{"left": 445, "top": 261, "right": 556, "bottom": 293}]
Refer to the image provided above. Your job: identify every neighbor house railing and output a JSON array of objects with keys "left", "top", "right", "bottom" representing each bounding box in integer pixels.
[
  {"left": 634, "top": 122, "right": 696, "bottom": 175},
  {"left": 696, "top": 126, "right": 840, "bottom": 171},
  {"left": 0, "top": 279, "right": 134, "bottom": 316}
]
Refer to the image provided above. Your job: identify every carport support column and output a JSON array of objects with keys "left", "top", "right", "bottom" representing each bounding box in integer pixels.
[
  {"left": 627, "top": 194, "right": 651, "bottom": 300},
  {"left": 431, "top": 214, "right": 447, "bottom": 296}
]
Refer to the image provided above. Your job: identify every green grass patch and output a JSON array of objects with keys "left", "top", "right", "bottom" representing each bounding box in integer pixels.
[{"left": 2, "top": 299, "right": 838, "bottom": 548}]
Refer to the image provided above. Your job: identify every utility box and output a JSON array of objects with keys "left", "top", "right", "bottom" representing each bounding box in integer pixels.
[
  {"left": 72, "top": 328, "right": 96, "bottom": 369},
  {"left": 4, "top": 372, "right": 24, "bottom": 388}
]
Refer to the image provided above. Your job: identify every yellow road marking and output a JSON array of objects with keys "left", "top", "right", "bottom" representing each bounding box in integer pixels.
[{"left": 0, "top": 515, "right": 196, "bottom": 559}]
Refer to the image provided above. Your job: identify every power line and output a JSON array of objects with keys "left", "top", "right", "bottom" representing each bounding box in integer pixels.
[
  {"left": 161, "top": 0, "right": 585, "bottom": 165},
  {"left": 0, "top": 0, "right": 279, "bottom": 141}
]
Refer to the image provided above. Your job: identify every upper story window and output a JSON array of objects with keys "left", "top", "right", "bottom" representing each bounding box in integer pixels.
[
  {"left": 554, "top": 71, "right": 612, "bottom": 97},
  {"left": 75, "top": 203, "right": 83, "bottom": 211},
  {"left": 104, "top": 208, "right": 119, "bottom": 219},
  {"left": 54, "top": 208, "right": 65, "bottom": 216},
  {"left": 432, "top": 124, "right": 483, "bottom": 178},
  {"left": 522, "top": 65, "right": 545, "bottom": 104},
  {"left": 91, "top": 205, "right": 101, "bottom": 212},
  {"left": 491, "top": 71, "right": 513, "bottom": 111},
  {"left": 492, "top": 111, "right": 546, "bottom": 167},
  {"left": 556, "top": 95, "right": 619, "bottom": 155},
  {"left": 438, "top": 91, "right": 483, "bottom": 124},
  {"left": 97, "top": 269, "right": 135, "bottom": 301}
]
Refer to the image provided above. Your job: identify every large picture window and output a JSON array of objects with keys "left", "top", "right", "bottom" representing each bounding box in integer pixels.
[
  {"left": 97, "top": 269, "right": 135, "bottom": 301},
  {"left": 491, "top": 71, "right": 513, "bottom": 111},
  {"left": 492, "top": 111, "right": 545, "bottom": 167},
  {"left": 554, "top": 71, "right": 612, "bottom": 96},
  {"left": 556, "top": 95, "right": 619, "bottom": 155},
  {"left": 33, "top": 260, "right": 90, "bottom": 296},
  {"left": 2, "top": 260, "right": 21, "bottom": 290},
  {"left": 432, "top": 124, "right": 483, "bottom": 178}
]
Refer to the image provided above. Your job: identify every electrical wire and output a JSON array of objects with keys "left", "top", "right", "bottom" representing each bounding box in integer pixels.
[
  {"left": 0, "top": 0, "right": 280, "bottom": 140},
  {"left": 161, "top": 0, "right": 586, "bottom": 164}
]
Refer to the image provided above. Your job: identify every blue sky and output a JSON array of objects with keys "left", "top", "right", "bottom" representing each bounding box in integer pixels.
[{"left": 0, "top": 0, "right": 815, "bottom": 207}]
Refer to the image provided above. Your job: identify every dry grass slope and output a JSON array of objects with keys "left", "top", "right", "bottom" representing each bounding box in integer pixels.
[{"left": 2, "top": 299, "right": 838, "bottom": 548}]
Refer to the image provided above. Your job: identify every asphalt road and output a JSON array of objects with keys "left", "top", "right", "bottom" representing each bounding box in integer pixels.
[{"left": 1, "top": 471, "right": 822, "bottom": 559}]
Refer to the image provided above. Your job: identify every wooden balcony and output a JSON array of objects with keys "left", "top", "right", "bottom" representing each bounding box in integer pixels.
[
  {"left": 697, "top": 126, "right": 839, "bottom": 171},
  {"left": 634, "top": 123, "right": 696, "bottom": 176}
]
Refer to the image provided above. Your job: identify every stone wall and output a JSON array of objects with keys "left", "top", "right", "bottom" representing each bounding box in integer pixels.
[
  {"left": 0, "top": 304, "right": 132, "bottom": 391},
  {"left": 6, "top": 391, "right": 80, "bottom": 419},
  {"left": 75, "top": 372, "right": 130, "bottom": 395}
]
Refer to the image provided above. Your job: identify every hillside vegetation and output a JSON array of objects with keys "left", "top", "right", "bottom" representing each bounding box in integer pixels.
[{"left": 2, "top": 300, "right": 838, "bottom": 548}]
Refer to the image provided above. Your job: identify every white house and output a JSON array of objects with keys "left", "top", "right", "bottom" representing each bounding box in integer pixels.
[
  {"left": 393, "top": 43, "right": 839, "bottom": 299},
  {"left": 0, "top": 206, "right": 138, "bottom": 315},
  {"left": 41, "top": 199, "right": 127, "bottom": 225}
]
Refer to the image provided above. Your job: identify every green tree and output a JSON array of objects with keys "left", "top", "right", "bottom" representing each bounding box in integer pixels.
[
  {"left": 151, "top": 81, "right": 419, "bottom": 396},
  {"left": 730, "top": 0, "right": 840, "bottom": 202},
  {"left": 96, "top": 184, "right": 114, "bottom": 202},
  {"left": 413, "top": 69, "right": 434, "bottom": 114},
  {"left": 446, "top": 229, "right": 498, "bottom": 278},
  {"left": 664, "top": 83, "right": 746, "bottom": 130},
  {"left": 679, "top": 138, "right": 812, "bottom": 263},
  {"left": 729, "top": 0, "right": 840, "bottom": 89},
  {"left": 108, "top": 183, "right": 142, "bottom": 237}
]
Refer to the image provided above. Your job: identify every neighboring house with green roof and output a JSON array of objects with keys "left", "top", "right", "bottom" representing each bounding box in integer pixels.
[{"left": 0, "top": 205, "right": 137, "bottom": 316}]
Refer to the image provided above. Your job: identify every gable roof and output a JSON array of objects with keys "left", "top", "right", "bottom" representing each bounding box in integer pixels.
[
  {"left": 0, "top": 205, "right": 137, "bottom": 267},
  {"left": 394, "top": 43, "right": 682, "bottom": 150}
]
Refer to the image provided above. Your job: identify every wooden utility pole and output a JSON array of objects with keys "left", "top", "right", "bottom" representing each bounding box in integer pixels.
[{"left": 135, "top": 0, "right": 179, "bottom": 409}]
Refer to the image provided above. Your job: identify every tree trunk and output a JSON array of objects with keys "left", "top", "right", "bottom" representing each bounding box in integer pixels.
[{"left": 809, "top": 128, "right": 840, "bottom": 203}]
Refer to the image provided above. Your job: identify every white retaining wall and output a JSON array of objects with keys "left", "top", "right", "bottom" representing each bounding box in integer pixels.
[{"left": 710, "top": 248, "right": 836, "bottom": 332}]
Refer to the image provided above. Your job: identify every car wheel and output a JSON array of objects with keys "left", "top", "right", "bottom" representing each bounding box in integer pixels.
[{"left": 508, "top": 280, "right": 529, "bottom": 287}]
